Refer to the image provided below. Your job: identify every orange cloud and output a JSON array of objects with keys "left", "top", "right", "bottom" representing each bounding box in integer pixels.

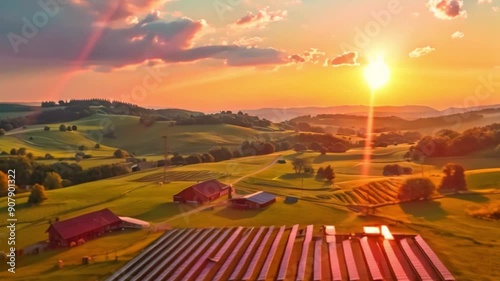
[
  {"left": 234, "top": 7, "right": 287, "bottom": 29},
  {"left": 427, "top": 0, "right": 467, "bottom": 20},
  {"left": 326, "top": 51, "right": 359, "bottom": 67}
]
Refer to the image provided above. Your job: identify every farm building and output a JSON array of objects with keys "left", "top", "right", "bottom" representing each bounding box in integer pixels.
[
  {"left": 46, "top": 208, "right": 122, "bottom": 247},
  {"left": 108, "top": 225, "right": 456, "bottom": 281},
  {"left": 173, "top": 179, "right": 230, "bottom": 204},
  {"left": 230, "top": 191, "right": 276, "bottom": 209}
]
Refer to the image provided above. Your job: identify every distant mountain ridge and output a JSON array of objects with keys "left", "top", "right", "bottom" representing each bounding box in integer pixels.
[{"left": 242, "top": 104, "right": 500, "bottom": 122}]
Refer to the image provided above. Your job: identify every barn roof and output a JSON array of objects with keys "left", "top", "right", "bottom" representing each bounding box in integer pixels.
[
  {"left": 189, "top": 179, "right": 229, "bottom": 197},
  {"left": 237, "top": 191, "right": 276, "bottom": 204},
  {"left": 46, "top": 208, "right": 121, "bottom": 239}
]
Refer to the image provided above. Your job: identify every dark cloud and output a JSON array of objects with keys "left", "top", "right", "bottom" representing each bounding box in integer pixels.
[{"left": 0, "top": 2, "right": 290, "bottom": 71}]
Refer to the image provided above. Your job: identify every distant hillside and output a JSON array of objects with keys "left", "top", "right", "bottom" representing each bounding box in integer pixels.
[
  {"left": 242, "top": 105, "right": 440, "bottom": 122},
  {"left": 288, "top": 108, "right": 500, "bottom": 133},
  {"left": 243, "top": 104, "right": 500, "bottom": 122},
  {"left": 0, "top": 103, "right": 34, "bottom": 112}
]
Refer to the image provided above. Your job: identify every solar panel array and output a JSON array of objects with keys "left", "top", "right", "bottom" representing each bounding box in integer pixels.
[{"left": 107, "top": 225, "right": 455, "bottom": 281}]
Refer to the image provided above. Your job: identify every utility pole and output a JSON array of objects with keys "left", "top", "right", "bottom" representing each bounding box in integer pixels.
[{"left": 161, "top": 135, "right": 167, "bottom": 183}]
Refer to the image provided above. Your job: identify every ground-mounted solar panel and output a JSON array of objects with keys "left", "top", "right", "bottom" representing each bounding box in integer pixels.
[
  {"left": 415, "top": 235, "right": 455, "bottom": 281},
  {"left": 400, "top": 238, "right": 433, "bottom": 281},
  {"left": 328, "top": 241, "right": 342, "bottom": 281},
  {"left": 138, "top": 229, "right": 202, "bottom": 280},
  {"left": 313, "top": 238, "right": 323, "bottom": 281},
  {"left": 257, "top": 226, "right": 286, "bottom": 281},
  {"left": 183, "top": 228, "right": 234, "bottom": 280},
  {"left": 297, "top": 225, "right": 314, "bottom": 281},
  {"left": 213, "top": 227, "right": 256, "bottom": 281},
  {"left": 106, "top": 228, "right": 184, "bottom": 281},
  {"left": 197, "top": 227, "right": 244, "bottom": 280},
  {"left": 383, "top": 239, "right": 410, "bottom": 281},
  {"left": 156, "top": 228, "right": 217, "bottom": 280},
  {"left": 343, "top": 239, "right": 360, "bottom": 281},
  {"left": 277, "top": 224, "right": 299, "bottom": 280},
  {"left": 229, "top": 226, "right": 266, "bottom": 281},
  {"left": 242, "top": 226, "right": 275, "bottom": 280},
  {"left": 129, "top": 228, "right": 195, "bottom": 281},
  {"left": 359, "top": 237, "right": 383, "bottom": 281}
]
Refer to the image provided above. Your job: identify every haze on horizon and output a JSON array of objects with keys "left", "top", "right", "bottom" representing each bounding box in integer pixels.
[{"left": 0, "top": 0, "right": 499, "bottom": 111}]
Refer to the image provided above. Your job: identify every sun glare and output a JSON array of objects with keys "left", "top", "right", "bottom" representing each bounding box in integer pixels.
[{"left": 364, "top": 57, "right": 390, "bottom": 90}]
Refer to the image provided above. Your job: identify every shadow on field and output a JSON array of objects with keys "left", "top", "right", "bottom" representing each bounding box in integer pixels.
[
  {"left": 400, "top": 200, "right": 447, "bottom": 221},
  {"left": 448, "top": 193, "right": 490, "bottom": 203},
  {"left": 136, "top": 203, "right": 185, "bottom": 221},
  {"left": 313, "top": 154, "right": 359, "bottom": 163},
  {"left": 279, "top": 173, "right": 313, "bottom": 180},
  {"left": 214, "top": 207, "right": 259, "bottom": 220}
]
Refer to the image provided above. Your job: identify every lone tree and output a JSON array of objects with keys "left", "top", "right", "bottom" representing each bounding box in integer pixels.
[
  {"left": 323, "top": 165, "right": 336, "bottom": 182},
  {"left": 398, "top": 178, "right": 436, "bottom": 201},
  {"left": 43, "top": 172, "right": 63, "bottom": 189},
  {"left": 292, "top": 158, "right": 310, "bottom": 174},
  {"left": 17, "top": 147, "right": 27, "bottom": 156},
  {"left": 439, "top": 163, "right": 467, "bottom": 192},
  {"left": 316, "top": 167, "right": 325, "bottom": 180},
  {"left": 113, "top": 149, "right": 129, "bottom": 158},
  {"left": 28, "top": 184, "right": 48, "bottom": 205}
]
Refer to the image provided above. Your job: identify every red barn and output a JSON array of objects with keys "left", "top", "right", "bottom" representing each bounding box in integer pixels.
[
  {"left": 46, "top": 208, "right": 122, "bottom": 247},
  {"left": 173, "top": 179, "right": 229, "bottom": 204},
  {"left": 230, "top": 191, "right": 276, "bottom": 209}
]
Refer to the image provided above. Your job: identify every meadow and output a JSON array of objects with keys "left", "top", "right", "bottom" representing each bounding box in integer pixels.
[{"left": 0, "top": 115, "right": 498, "bottom": 281}]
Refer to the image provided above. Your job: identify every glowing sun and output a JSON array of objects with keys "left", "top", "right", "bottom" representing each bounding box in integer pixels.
[{"left": 364, "top": 56, "right": 390, "bottom": 90}]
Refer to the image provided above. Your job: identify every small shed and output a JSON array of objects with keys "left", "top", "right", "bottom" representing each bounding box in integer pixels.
[
  {"left": 173, "top": 179, "right": 229, "bottom": 204},
  {"left": 230, "top": 191, "right": 276, "bottom": 209}
]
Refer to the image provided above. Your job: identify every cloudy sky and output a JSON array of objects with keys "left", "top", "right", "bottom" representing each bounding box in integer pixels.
[{"left": 0, "top": 0, "right": 499, "bottom": 111}]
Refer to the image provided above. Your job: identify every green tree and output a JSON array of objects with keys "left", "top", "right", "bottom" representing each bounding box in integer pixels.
[
  {"left": 59, "top": 124, "right": 66, "bottom": 131},
  {"left": 201, "top": 153, "right": 215, "bottom": 162},
  {"left": 439, "top": 163, "right": 467, "bottom": 192},
  {"left": 10, "top": 148, "right": 17, "bottom": 155},
  {"left": 71, "top": 125, "right": 77, "bottom": 131},
  {"left": 398, "top": 178, "right": 436, "bottom": 201},
  {"left": 43, "top": 172, "right": 63, "bottom": 189},
  {"left": 324, "top": 165, "right": 336, "bottom": 182},
  {"left": 28, "top": 184, "right": 48, "bottom": 205},
  {"left": 316, "top": 167, "right": 325, "bottom": 180},
  {"left": 43, "top": 126, "right": 50, "bottom": 131},
  {"left": 261, "top": 142, "right": 275, "bottom": 155},
  {"left": 292, "top": 158, "right": 307, "bottom": 174},
  {"left": 0, "top": 129, "right": 5, "bottom": 136},
  {"left": 17, "top": 147, "right": 27, "bottom": 156},
  {"left": 113, "top": 149, "right": 129, "bottom": 158}
]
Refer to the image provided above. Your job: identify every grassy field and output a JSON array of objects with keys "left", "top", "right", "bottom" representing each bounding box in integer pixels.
[{"left": 0, "top": 115, "right": 498, "bottom": 280}]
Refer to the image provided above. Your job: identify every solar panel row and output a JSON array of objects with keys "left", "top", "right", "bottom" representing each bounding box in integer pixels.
[{"left": 107, "top": 226, "right": 455, "bottom": 281}]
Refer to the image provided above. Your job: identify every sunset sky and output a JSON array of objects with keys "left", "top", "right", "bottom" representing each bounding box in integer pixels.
[{"left": 0, "top": 0, "right": 499, "bottom": 112}]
